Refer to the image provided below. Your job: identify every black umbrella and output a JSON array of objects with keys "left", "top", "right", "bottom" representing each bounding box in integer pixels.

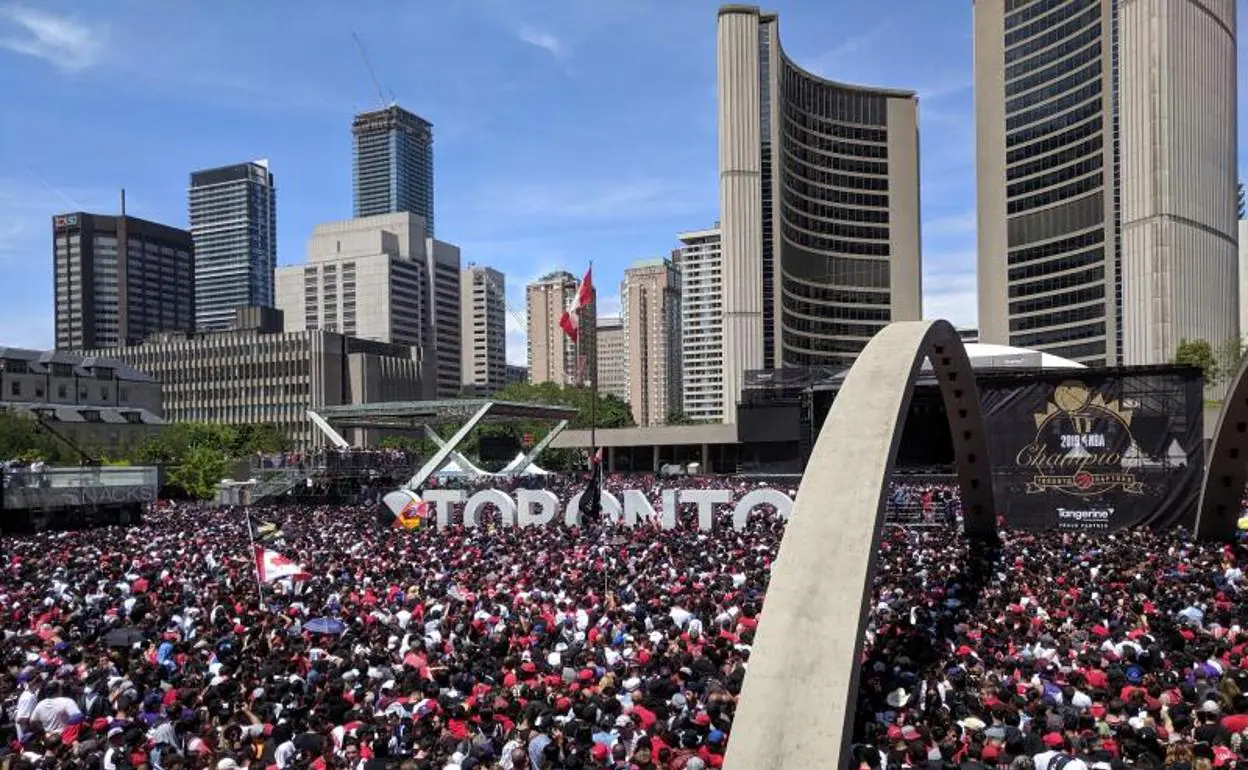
[{"left": 102, "top": 627, "right": 144, "bottom": 648}]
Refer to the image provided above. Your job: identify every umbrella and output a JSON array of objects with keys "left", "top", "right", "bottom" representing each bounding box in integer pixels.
[
  {"left": 304, "top": 617, "right": 346, "bottom": 635},
  {"left": 103, "top": 628, "right": 145, "bottom": 648}
]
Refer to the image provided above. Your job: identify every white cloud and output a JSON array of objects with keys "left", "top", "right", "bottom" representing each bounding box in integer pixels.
[
  {"left": 922, "top": 251, "right": 978, "bottom": 329},
  {"left": 924, "top": 208, "right": 976, "bottom": 239},
  {"left": 0, "top": 175, "right": 115, "bottom": 262},
  {"left": 596, "top": 294, "right": 621, "bottom": 320},
  {"left": 506, "top": 328, "right": 527, "bottom": 367},
  {"left": 518, "top": 25, "right": 563, "bottom": 57},
  {"left": 810, "top": 24, "right": 889, "bottom": 76},
  {"left": 918, "top": 77, "right": 973, "bottom": 103},
  {"left": 0, "top": 5, "right": 106, "bottom": 72}
]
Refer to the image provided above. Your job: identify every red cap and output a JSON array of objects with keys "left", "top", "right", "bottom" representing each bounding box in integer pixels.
[
  {"left": 1043, "top": 732, "right": 1065, "bottom": 748},
  {"left": 591, "top": 744, "right": 609, "bottom": 761}
]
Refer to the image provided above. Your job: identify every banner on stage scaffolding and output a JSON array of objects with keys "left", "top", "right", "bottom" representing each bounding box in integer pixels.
[{"left": 978, "top": 367, "right": 1203, "bottom": 532}]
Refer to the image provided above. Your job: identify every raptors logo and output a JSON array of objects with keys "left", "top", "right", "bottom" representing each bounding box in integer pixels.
[{"left": 1015, "top": 380, "right": 1144, "bottom": 498}]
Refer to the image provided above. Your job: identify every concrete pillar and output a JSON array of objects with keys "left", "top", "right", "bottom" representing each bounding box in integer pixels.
[
  {"left": 701, "top": 443, "right": 710, "bottom": 473},
  {"left": 652, "top": 445, "right": 660, "bottom": 472},
  {"left": 607, "top": 446, "right": 616, "bottom": 472}
]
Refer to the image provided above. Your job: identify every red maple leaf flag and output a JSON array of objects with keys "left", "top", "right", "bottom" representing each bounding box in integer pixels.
[
  {"left": 559, "top": 266, "right": 593, "bottom": 343},
  {"left": 254, "top": 545, "right": 310, "bottom": 583}
]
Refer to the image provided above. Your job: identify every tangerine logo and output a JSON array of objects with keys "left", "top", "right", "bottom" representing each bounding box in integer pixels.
[{"left": 1015, "top": 380, "right": 1145, "bottom": 498}]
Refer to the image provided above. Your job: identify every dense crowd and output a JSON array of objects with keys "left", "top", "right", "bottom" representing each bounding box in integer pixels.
[
  {"left": 254, "top": 450, "right": 419, "bottom": 475},
  {"left": 2, "top": 472, "right": 1248, "bottom": 770}
]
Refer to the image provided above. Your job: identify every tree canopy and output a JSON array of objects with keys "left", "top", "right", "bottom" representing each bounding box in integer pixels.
[
  {"left": 0, "top": 416, "right": 292, "bottom": 500},
  {"left": 1174, "top": 338, "right": 1220, "bottom": 385},
  {"left": 477, "top": 382, "right": 634, "bottom": 469}
]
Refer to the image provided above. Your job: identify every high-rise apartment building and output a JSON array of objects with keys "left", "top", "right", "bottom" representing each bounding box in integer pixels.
[
  {"left": 622, "top": 259, "right": 682, "bottom": 426},
  {"left": 505, "top": 364, "right": 529, "bottom": 386},
  {"left": 596, "top": 316, "right": 627, "bottom": 404},
  {"left": 425, "top": 239, "right": 462, "bottom": 397},
  {"left": 188, "top": 160, "right": 277, "bottom": 332},
  {"left": 975, "top": 0, "right": 1238, "bottom": 366},
  {"left": 526, "top": 271, "right": 596, "bottom": 388},
  {"left": 460, "top": 265, "right": 507, "bottom": 394},
  {"left": 717, "top": 6, "right": 922, "bottom": 420},
  {"left": 352, "top": 105, "right": 435, "bottom": 238},
  {"left": 53, "top": 209, "right": 195, "bottom": 351},
  {"left": 674, "top": 226, "right": 725, "bottom": 423},
  {"left": 274, "top": 212, "right": 460, "bottom": 399}
]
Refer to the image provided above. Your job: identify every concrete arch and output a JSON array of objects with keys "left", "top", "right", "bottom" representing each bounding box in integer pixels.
[
  {"left": 724, "top": 320, "right": 997, "bottom": 770},
  {"left": 1196, "top": 355, "right": 1248, "bottom": 541}
]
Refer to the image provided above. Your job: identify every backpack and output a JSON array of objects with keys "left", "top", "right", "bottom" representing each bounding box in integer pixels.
[{"left": 1048, "top": 755, "right": 1073, "bottom": 770}]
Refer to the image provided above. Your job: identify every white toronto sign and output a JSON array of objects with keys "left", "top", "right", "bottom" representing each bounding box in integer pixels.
[{"left": 385, "top": 488, "right": 795, "bottom": 531}]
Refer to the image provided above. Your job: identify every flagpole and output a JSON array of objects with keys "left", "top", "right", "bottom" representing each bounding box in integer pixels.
[
  {"left": 246, "top": 509, "right": 266, "bottom": 609},
  {"left": 588, "top": 259, "right": 598, "bottom": 477}
]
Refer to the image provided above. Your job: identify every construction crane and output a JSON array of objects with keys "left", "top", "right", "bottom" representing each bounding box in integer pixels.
[
  {"left": 31, "top": 411, "right": 99, "bottom": 467},
  {"left": 351, "top": 30, "right": 396, "bottom": 108}
]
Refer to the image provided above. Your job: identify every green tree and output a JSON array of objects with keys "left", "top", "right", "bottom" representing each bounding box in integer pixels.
[
  {"left": 0, "top": 410, "right": 77, "bottom": 464},
  {"left": 230, "top": 423, "right": 292, "bottom": 456},
  {"left": 166, "top": 445, "right": 232, "bottom": 500},
  {"left": 1174, "top": 338, "right": 1220, "bottom": 385},
  {"left": 666, "top": 409, "right": 696, "bottom": 425},
  {"left": 492, "top": 381, "right": 635, "bottom": 428},
  {"left": 1216, "top": 335, "right": 1248, "bottom": 385},
  {"left": 480, "top": 382, "right": 636, "bottom": 470},
  {"left": 378, "top": 434, "right": 439, "bottom": 457}
]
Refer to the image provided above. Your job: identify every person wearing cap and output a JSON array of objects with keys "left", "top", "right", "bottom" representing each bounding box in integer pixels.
[
  {"left": 13, "top": 670, "right": 42, "bottom": 744},
  {"left": 102, "top": 726, "right": 127, "bottom": 770}
]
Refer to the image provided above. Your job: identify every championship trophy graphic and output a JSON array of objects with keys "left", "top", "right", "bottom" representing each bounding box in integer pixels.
[{"left": 1017, "top": 380, "right": 1145, "bottom": 497}]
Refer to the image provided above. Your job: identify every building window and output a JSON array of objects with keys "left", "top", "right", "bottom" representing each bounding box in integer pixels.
[
  {"left": 9, "top": 381, "right": 19, "bottom": 397},
  {"left": 120, "top": 387, "right": 129, "bottom": 403},
  {"left": 58, "top": 385, "right": 68, "bottom": 399},
  {"left": 81, "top": 409, "right": 102, "bottom": 422},
  {"left": 35, "top": 385, "right": 44, "bottom": 399}
]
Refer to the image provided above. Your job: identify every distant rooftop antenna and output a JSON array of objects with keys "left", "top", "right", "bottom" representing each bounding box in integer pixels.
[{"left": 350, "top": 30, "right": 396, "bottom": 108}]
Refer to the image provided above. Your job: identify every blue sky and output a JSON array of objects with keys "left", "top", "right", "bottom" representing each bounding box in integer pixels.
[{"left": 0, "top": 1, "right": 1243, "bottom": 365}]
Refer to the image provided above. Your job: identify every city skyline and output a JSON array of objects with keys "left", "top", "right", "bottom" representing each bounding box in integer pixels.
[{"left": 2, "top": 1, "right": 1247, "bottom": 366}]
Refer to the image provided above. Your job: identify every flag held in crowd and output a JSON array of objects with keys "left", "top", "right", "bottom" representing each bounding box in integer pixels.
[
  {"left": 559, "top": 266, "right": 593, "bottom": 342},
  {"left": 579, "top": 451, "right": 604, "bottom": 525},
  {"left": 255, "top": 521, "right": 284, "bottom": 543},
  {"left": 380, "top": 489, "right": 429, "bottom": 530},
  {"left": 253, "top": 546, "right": 309, "bottom": 583}
]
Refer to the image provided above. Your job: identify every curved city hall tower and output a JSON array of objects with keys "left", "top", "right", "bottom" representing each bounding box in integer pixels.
[
  {"left": 717, "top": 5, "right": 922, "bottom": 420},
  {"left": 976, "top": 0, "right": 1238, "bottom": 366}
]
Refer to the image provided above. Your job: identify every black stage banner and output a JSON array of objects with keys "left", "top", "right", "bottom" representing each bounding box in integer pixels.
[{"left": 978, "top": 367, "right": 1203, "bottom": 532}]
